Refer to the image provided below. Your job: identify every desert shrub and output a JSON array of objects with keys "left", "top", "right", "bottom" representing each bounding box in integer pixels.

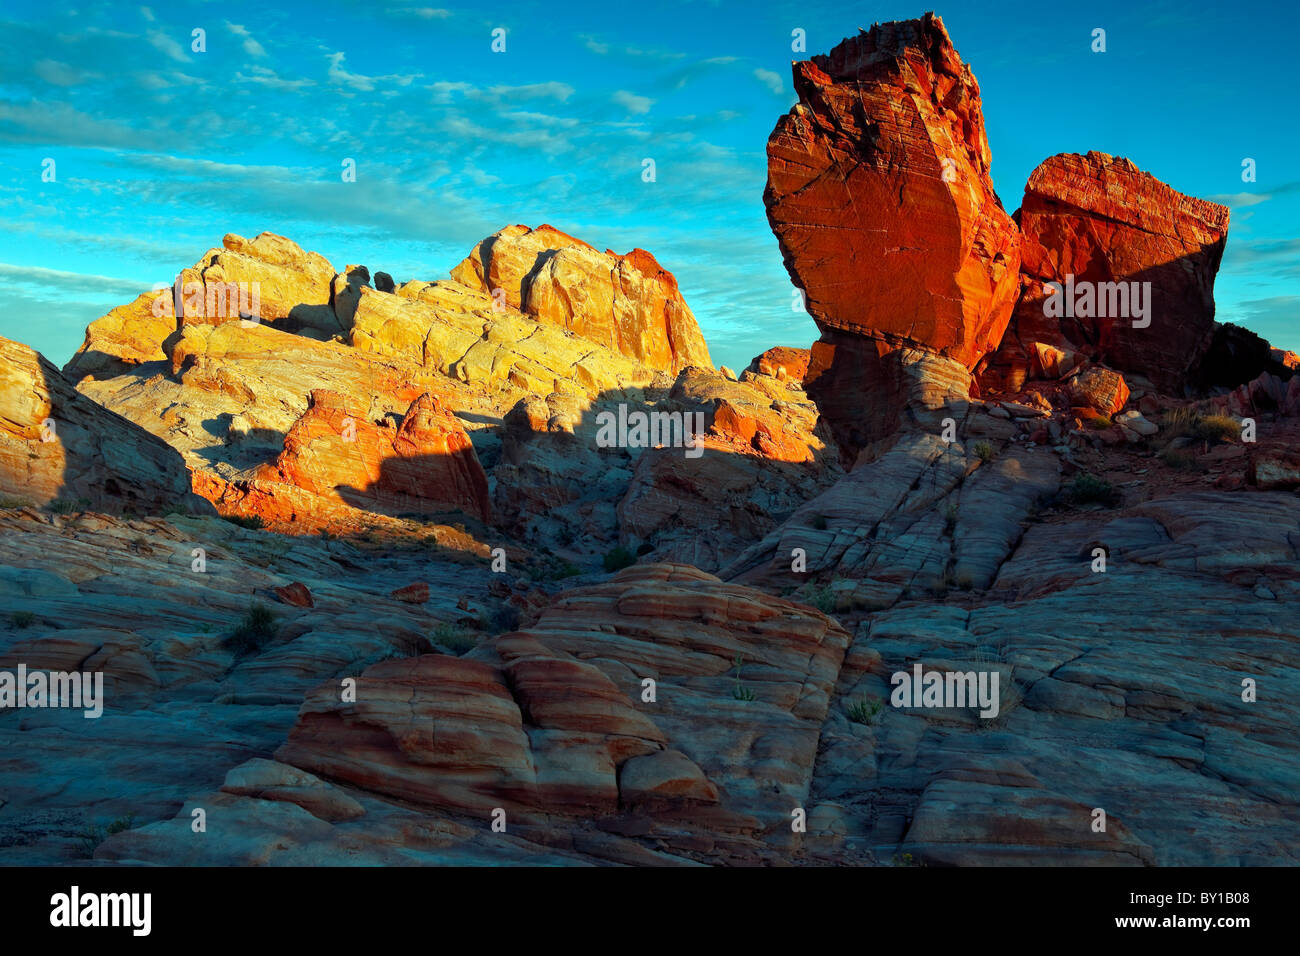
[
  {"left": 603, "top": 546, "right": 636, "bottom": 573},
  {"left": 223, "top": 602, "right": 278, "bottom": 656},
  {"left": 846, "top": 697, "right": 883, "bottom": 725},
  {"left": 973, "top": 440, "right": 996, "bottom": 462},
  {"left": 732, "top": 653, "right": 757, "bottom": 702},
  {"left": 1163, "top": 409, "right": 1239, "bottom": 445},
  {"left": 10, "top": 611, "right": 36, "bottom": 629},
  {"left": 804, "top": 584, "right": 836, "bottom": 613},
  {"left": 478, "top": 604, "right": 521, "bottom": 635},
  {"left": 1195, "top": 414, "right": 1240, "bottom": 443},
  {"left": 942, "top": 502, "right": 959, "bottom": 534},
  {"left": 1065, "top": 473, "right": 1120, "bottom": 507},
  {"left": 76, "top": 815, "right": 135, "bottom": 857},
  {"left": 1086, "top": 415, "right": 1113, "bottom": 430},
  {"left": 1158, "top": 447, "right": 1199, "bottom": 470},
  {"left": 222, "top": 514, "right": 265, "bottom": 530},
  {"left": 433, "top": 622, "right": 477, "bottom": 655}
]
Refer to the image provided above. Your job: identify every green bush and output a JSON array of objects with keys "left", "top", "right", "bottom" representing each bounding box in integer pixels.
[
  {"left": 603, "top": 546, "right": 636, "bottom": 573},
  {"left": 433, "top": 622, "right": 477, "bottom": 655},
  {"left": 1067, "top": 473, "right": 1120, "bottom": 507},
  {"left": 223, "top": 602, "right": 278, "bottom": 656},
  {"left": 76, "top": 815, "right": 135, "bottom": 857},
  {"left": 1158, "top": 447, "right": 1199, "bottom": 471},
  {"left": 846, "top": 697, "right": 883, "bottom": 725},
  {"left": 973, "top": 440, "right": 996, "bottom": 463},
  {"left": 1164, "top": 409, "right": 1240, "bottom": 445},
  {"left": 732, "top": 653, "right": 757, "bottom": 702},
  {"left": 1195, "top": 415, "right": 1241, "bottom": 443},
  {"left": 477, "top": 604, "right": 521, "bottom": 635},
  {"left": 805, "top": 584, "right": 836, "bottom": 613},
  {"left": 943, "top": 502, "right": 959, "bottom": 534},
  {"left": 222, "top": 514, "right": 265, "bottom": 530}
]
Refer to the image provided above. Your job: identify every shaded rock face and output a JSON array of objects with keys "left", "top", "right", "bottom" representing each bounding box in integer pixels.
[
  {"left": 0, "top": 336, "right": 209, "bottom": 514},
  {"left": 803, "top": 332, "right": 973, "bottom": 460},
  {"left": 986, "top": 152, "right": 1229, "bottom": 395},
  {"left": 765, "top": 14, "right": 1021, "bottom": 368},
  {"left": 452, "top": 224, "right": 713, "bottom": 374},
  {"left": 1195, "top": 322, "right": 1295, "bottom": 390},
  {"left": 491, "top": 364, "right": 840, "bottom": 574}
]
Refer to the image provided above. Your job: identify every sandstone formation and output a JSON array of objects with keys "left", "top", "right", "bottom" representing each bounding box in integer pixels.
[
  {"left": 765, "top": 14, "right": 1020, "bottom": 455},
  {"left": 984, "top": 152, "right": 1230, "bottom": 394},
  {"left": 4, "top": 12, "right": 1299, "bottom": 871},
  {"left": 452, "top": 224, "right": 713, "bottom": 373},
  {"left": 765, "top": 14, "right": 1020, "bottom": 363},
  {"left": 0, "top": 336, "right": 209, "bottom": 514},
  {"left": 268, "top": 389, "right": 488, "bottom": 521},
  {"left": 63, "top": 291, "right": 178, "bottom": 384},
  {"left": 176, "top": 232, "right": 339, "bottom": 334}
]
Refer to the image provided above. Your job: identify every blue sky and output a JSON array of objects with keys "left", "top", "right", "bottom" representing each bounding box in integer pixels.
[{"left": 1, "top": 0, "right": 1296, "bottom": 372}]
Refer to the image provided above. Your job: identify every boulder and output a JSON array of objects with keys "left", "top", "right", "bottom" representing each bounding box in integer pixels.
[
  {"left": 765, "top": 14, "right": 1021, "bottom": 369},
  {"left": 989, "top": 152, "right": 1229, "bottom": 394},
  {"left": 1067, "top": 367, "right": 1130, "bottom": 417},
  {"left": 748, "top": 346, "right": 811, "bottom": 383}
]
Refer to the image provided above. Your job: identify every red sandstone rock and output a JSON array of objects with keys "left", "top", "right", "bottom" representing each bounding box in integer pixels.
[
  {"left": 272, "top": 389, "right": 489, "bottom": 521},
  {"left": 989, "top": 152, "right": 1229, "bottom": 394},
  {"left": 390, "top": 582, "right": 430, "bottom": 604},
  {"left": 765, "top": 14, "right": 1021, "bottom": 369},
  {"left": 274, "top": 582, "right": 314, "bottom": 608},
  {"left": 198, "top": 389, "right": 490, "bottom": 528},
  {"left": 748, "top": 346, "right": 811, "bottom": 382},
  {"left": 1067, "top": 367, "right": 1130, "bottom": 416}
]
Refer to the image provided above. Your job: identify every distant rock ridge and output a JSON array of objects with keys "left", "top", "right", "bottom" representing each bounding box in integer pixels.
[{"left": 451, "top": 223, "right": 714, "bottom": 373}]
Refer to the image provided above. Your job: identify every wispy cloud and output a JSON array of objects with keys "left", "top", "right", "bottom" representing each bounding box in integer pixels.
[
  {"left": 225, "top": 22, "right": 267, "bottom": 58},
  {"left": 613, "top": 90, "right": 654, "bottom": 115},
  {"left": 326, "top": 51, "right": 418, "bottom": 91},
  {"left": 753, "top": 68, "right": 784, "bottom": 95},
  {"left": 0, "top": 262, "right": 148, "bottom": 298}
]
